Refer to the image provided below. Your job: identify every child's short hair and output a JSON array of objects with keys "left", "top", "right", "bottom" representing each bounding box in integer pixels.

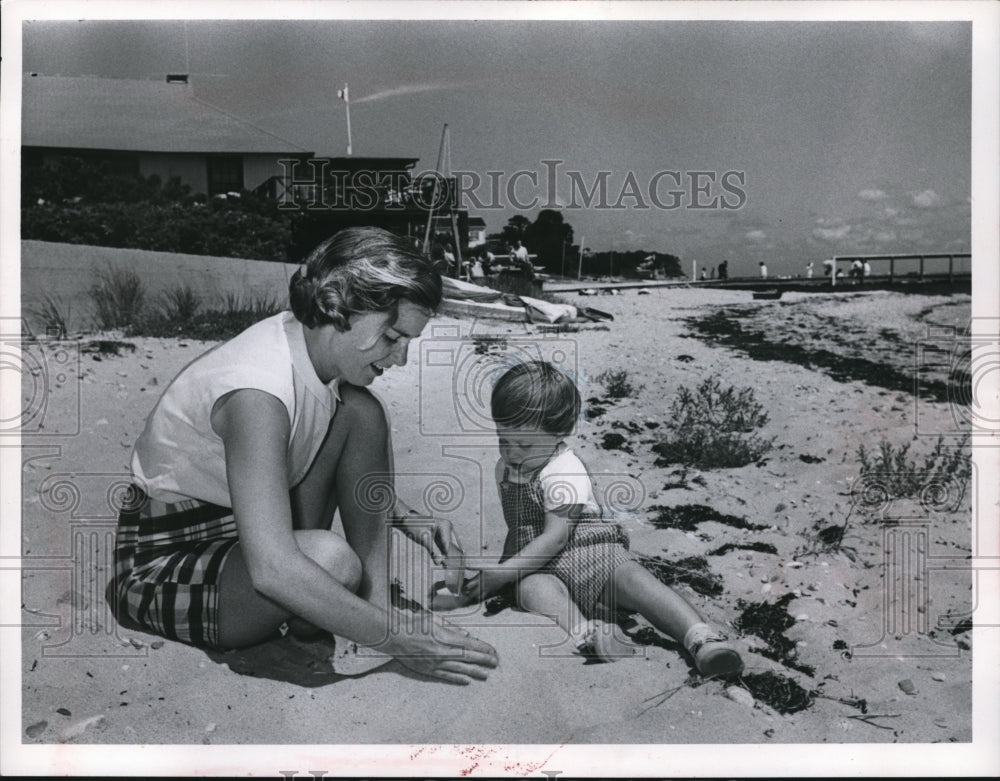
[
  {"left": 289, "top": 226, "right": 442, "bottom": 330},
  {"left": 491, "top": 361, "right": 581, "bottom": 436}
]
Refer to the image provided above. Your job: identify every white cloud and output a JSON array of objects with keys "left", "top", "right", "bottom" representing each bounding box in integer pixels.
[
  {"left": 873, "top": 230, "right": 897, "bottom": 243},
  {"left": 910, "top": 189, "right": 941, "bottom": 209},
  {"left": 813, "top": 224, "right": 851, "bottom": 242},
  {"left": 745, "top": 229, "right": 767, "bottom": 242},
  {"left": 859, "top": 188, "right": 888, "bottom": 201},
  {"left": 621, "top": 229, "right": 647, "bottom": 246}
]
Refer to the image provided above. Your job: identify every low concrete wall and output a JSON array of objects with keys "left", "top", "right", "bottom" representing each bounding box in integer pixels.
[{"left": 20, "top": 240, "right": 298, "bottom": 334}]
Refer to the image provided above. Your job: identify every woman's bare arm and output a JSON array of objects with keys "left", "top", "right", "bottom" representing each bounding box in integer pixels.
[{"left": 212, "top": 388, "right": 497, "bottom": 682}]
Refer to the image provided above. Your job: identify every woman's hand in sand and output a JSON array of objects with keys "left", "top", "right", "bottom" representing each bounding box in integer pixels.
[{"left": 381, "top": 612, "right": 498, "bottom": 685}]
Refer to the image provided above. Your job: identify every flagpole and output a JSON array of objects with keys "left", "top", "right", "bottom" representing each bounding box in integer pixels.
[{"left": 338, "top": 83, "right": 353, "bottom": 156}]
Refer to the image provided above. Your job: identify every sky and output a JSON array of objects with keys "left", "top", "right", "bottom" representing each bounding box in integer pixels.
[{"left": 15, "top": 9, "right": 977, "bottom": 278}]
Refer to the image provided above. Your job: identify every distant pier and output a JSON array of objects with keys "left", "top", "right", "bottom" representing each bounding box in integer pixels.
[{"left": 543, "top": 252, "right": 971, "bottom": 296}]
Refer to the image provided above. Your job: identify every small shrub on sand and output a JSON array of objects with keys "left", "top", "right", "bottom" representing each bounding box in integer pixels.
[
  {"left": 855, "top": 435, "right": 970, "bottom": 506},
  {"left": 596, "top": 369, "right": 643, "bottom": 399},
  {"left": 652, "top": 376, "right": 774, "bottom": 469},
  {"left": 90, "top": 264, "right": 147, "bottom": 330}
]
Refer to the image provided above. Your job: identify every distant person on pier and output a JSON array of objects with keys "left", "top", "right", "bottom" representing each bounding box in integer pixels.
[
  {"left": 806, "top": 261, "right": 814, "bottom": 279},
  {"left": 759, "top": 261, "right": 768, "bottom": 279},
  {"left": 718, "top": 260, "right": 728, "bottom": 280},
  {"left": 700, "top": 269, "right": 707, "bottom": 281},
  {"left": 851, "top": 259, "right": 864, "bottom": 284},
  {"left": 863, "top": 260, "right": 872, "bottom": 278}
]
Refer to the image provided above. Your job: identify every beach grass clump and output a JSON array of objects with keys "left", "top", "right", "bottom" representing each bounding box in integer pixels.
[
  {"left": 855, "top": 434, "right": 970, "bottom": 508},
  {"left": 28, "top": 293, "right": 74, "bottom": 338},
  {"left": 652, "top": 376, "right": 774, "bottom": 469},
  {"left": 596, "top": 369, "right": 643, "bottom": 399},
  {"left": 89, "top": 263, "right": 147, "bottom": 330},
  {"left": 159, "top": 284, "right": 201, "bottom": 322},
  {"left": 131, "top": 288, "right": 286, "bottom": 341}
]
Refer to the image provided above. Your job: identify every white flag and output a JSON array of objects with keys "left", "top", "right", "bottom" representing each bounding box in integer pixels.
[{"left": 337, "top": 85, "right": 349, "bottom": 101}]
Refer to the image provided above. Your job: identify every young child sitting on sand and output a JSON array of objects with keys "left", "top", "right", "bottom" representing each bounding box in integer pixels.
[{"left": 460, "top": 360, "right": 743, "bottom": 678}]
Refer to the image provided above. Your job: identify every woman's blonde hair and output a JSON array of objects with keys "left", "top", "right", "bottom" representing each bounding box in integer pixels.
[{"left": 289, "top": 227, "right": 442, "bottom": 330}]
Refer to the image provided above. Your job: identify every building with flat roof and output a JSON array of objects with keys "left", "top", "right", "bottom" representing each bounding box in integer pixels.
[{"left": 21, "top": 73, "right": 312, "bottom": 197}]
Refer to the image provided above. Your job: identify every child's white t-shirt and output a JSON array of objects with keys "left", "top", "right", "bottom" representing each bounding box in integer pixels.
[
  {"left": 497, "top": 442, "right": 601, "bottom": 515},
  {"left": 132, "top": 311, "right": 341, "bottom": 506}
]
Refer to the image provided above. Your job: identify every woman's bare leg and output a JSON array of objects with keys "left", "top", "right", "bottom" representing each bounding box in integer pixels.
[
  {"left": 216, "top": 529, "right": 362, "bottom": 649},
  {"left": 216, "top": 384, "right": 392, "bottom": 649}
]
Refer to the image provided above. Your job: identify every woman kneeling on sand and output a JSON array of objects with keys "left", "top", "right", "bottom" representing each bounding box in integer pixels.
[{"left": 106, "top": 227, "right": 498, "bottom": 685}]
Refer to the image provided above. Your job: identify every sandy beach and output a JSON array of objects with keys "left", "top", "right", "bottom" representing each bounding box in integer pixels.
[{"left": 12, "top": 251, "right": 987, "bottom": 773}]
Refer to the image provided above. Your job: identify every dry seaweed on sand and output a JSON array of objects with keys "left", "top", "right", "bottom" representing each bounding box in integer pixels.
[
  {"left": 635, "top": 553, "right": 723, "bottom": 598},
  {"left": 484, "top": 583, "right": 518, "bottom": 616},
  {"left": 684, "top": 308, "right": 956, "bottom": 402},
  {"left": 600, "top": 432, "right": 632, "bottom": 452},
  {"left": 646, "top": 503, "right": 769, "bottom": 532},
  {"left": 735, "top": 594, "right": 816, "bottom": 676},
  {"left": 81, "top": 339, "right": 137, "bottom": 356},
  {"left": 708, "top": 541, "right": 778, "bottom": 556},
  {"left": 740, "top": 671, "right": 815, "bottom": 714}
]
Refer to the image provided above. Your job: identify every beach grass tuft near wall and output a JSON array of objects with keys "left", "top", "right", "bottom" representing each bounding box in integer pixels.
[{"left": 89, "top": 263, "right": 147, "bottom": 330}]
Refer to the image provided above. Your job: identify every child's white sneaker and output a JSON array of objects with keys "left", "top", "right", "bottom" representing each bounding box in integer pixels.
[
  {"left": 683, "top": 622, "right": 744, "bottom": 679},
  {"left": 572, "top": 620, "right": 639, "bottom": 662}
]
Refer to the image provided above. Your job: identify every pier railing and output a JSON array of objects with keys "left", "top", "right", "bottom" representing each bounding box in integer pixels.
[{"left": 828, "top": 253, "right": 971, "bottom": 287}]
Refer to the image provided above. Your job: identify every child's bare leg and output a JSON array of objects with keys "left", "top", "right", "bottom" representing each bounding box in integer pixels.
[
  {"left": 601, "top": 561, "right": 704, "bottom": 640},
  {"left": 517, "top": 573, "right": 590, "bottom": 640},
  {"left": 602, "top": 561, "right": 742, "bottom": 677}
]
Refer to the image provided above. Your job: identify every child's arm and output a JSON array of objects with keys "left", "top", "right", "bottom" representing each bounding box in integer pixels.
[{"left": 464, "top": 504, "right": 585, "bottom": 600}]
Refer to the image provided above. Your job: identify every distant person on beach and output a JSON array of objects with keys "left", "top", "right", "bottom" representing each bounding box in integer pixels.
[
  {"left": 513, "top": 240, "right": 533, "bottom": 280},
  {"left": 107, "top": 227, "right": 498, "bottom": 684},
  {"left": 443, "top": 243, "right": 457, "bottom": 275},
  {"left": 470, "top": 257, "right": 486, "bottom": 282},
  {"left": 718, "top": 260, "right": 728, "bottom": 280},
  {"left": 759, "top": 261, "right": 768, "bottom": 279},
  {"left": 457, "top": 361, "right": 743, "bottom": 677}
]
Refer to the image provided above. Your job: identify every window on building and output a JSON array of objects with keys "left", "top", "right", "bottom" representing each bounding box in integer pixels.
[{"left": 207, "top": 156, "right": 244, "bottom": 196}]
